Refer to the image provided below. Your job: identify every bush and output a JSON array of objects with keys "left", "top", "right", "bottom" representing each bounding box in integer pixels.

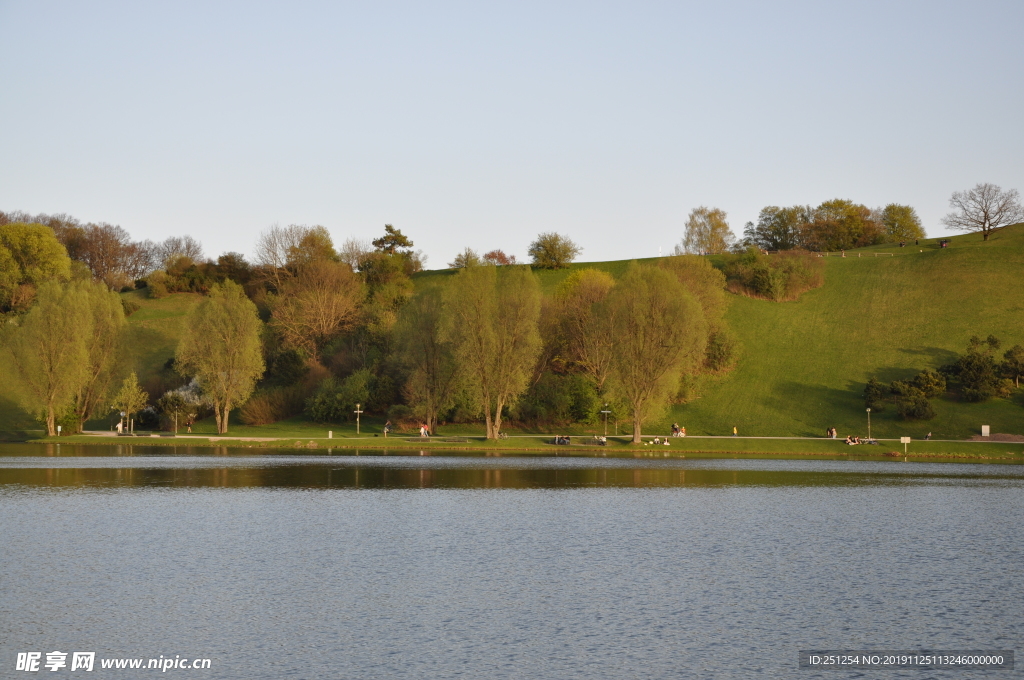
[
  {"left": 304, "top": 370, "right": 372, "bottom": 423},
  {"left": 511, "top": 373, "right": 599, "bottom": 426},
  {"left": 147, "top": 271, "right": 169, "bottom": 298},
  {"left": 943, "top": 335, "right": 1007, "bottom": 402},
  {"left": 896, "top": 396, "right": 935, "bottom": 421},
  {"left": 528, "top": 233, "right": 581, "bottom": 269},
  {"left": 239, "top": 385, "right": 306, "bottom": 425},
  {"left": 121, "top": 297, "right": 141, "bottom": 316},
  {"left": 864, "top": 378, "right": 887, "bottom": 411},
  {"left": 911, "top": 369, "right": 946, "bottom": 398},
  {"left": 704, "top": 328, "right": 738, "bottom": 373},
  {"left": 720, "top": 248, "right": 823, "bottom": 302},
  {"left": 386, "top": 404, "right": 416, "bottom": 429}
]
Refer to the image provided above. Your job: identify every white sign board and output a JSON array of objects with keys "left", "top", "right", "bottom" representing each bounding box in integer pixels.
[
  {"left": 900, "top": 437, "right": 911, "bottom": 444},
  {"left": 981, "top": 425, "right": 990, "bottom": 437}
]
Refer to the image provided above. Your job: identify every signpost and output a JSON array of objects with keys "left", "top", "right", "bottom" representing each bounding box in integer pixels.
[
  {"left": 900, "top": 436, "right": 911, "bottom": 455},
  {"left": 600, "top": 404, "right": 612, "bottom": 437},
  {"left": 354, "top": 404, "right": 363, "bottom": 435}
]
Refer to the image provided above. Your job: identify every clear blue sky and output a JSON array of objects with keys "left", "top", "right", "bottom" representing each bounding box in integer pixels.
[{"left": 2, "top": 1, "right": 1022, "bottom": 266}]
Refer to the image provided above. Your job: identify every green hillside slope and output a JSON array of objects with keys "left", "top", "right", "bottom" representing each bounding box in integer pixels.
[{"left": 674, "top": 230, "right": 1024, "bottom": 438}]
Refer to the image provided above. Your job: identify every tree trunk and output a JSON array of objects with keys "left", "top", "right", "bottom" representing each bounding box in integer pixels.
[
  {"left": 492, "top": 398, "right": 505, "bottom": 440},
  {"left": 983, "top": 231, "right": 989, "bottom": 240},
  {"left": 219, "top": 399, "right": 232, "bottom": 434},
  {"left": 484, "top": 410, "right": 494, "bottom": 440},
  {"left": 632, "top": 411, "right": 642, "bottom": 444},
  {"left": 46, "top": 407, "right": 56, "bottom": 437}
]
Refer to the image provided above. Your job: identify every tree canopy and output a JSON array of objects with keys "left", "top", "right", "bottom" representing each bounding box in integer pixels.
[
  {"left": 678, "top": 207, "right": 734, "bottom": 255},
  {"left": 176, "top": 281, "right": 265, "bottom": 433},
  {"left": 942, "top": 183, "right": 1024, "bottom": 241},
  {"left": 528, "top": 232, "right": 581, "bottom": 269}
]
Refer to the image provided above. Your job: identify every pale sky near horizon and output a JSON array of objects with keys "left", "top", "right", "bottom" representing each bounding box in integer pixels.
[{"left": 1, "top": 1, "right": 1022, "bottom": 267}]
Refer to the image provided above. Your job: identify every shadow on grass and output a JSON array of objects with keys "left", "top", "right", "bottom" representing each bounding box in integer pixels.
[
  {"left": 771, "top": 381, "right": 860, "bottom": 436},
  {"left": 897, "top": 346, "right": 958, "bottom": 368}
]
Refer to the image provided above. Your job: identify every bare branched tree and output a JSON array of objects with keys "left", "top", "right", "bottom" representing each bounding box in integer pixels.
[
  {"left": 155, "top": 236, "right": 204, "bottom": 267},
  {"left": 942, "top": 183, "right": 1024, "bottom": 241},
  {"left": 338, "top": 238, "right": 371, "bottom": 270}
]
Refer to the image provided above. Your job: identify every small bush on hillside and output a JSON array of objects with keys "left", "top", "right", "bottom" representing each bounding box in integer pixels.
[
  {"left": 121, "top": 297, "right": 141, "bottom": 316},
  {"left": 147, "top": 271, "right": 169, "bottom": 298},
  {"left": 720, "top": 248, "right": 823, "bottom": 302},
  {"left": 703, "top": 328, "right": 738, "bottom": 373},
  {"left": 895, "top": 396, "right": 935, "bottom": 421}
]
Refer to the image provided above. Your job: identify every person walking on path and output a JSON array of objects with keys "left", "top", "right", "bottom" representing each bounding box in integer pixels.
[{"left": 733, "top": 426, "right": 737, "bottom": 437}]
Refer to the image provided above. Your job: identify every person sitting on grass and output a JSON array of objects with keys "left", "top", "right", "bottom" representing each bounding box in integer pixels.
[{"left": 844, "top": 435, "right": 853, "bottom": 445}]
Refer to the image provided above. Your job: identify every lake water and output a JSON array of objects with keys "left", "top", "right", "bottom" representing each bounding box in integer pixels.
[{"left": 1, "top": 443, "right": 1021, "bottom": 678}]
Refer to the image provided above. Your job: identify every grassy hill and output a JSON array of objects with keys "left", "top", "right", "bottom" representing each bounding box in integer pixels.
[{"left": 3, "top": 227, "right": 1022, "bottom": 441}]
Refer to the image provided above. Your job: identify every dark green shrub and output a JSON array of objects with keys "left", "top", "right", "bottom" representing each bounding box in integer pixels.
[
  {"left": 720, "top": 248, "right": 823, "bottom": 302},
  {"left": 304, "top": 370, "right": 372, "bottom": 423},
  {"left": 704, "top": 328, "right": 738, "bottom": 373},
  {"left": 121, "top": 298, "right": 141, "bottom": 316},
  {"left": 896, "top": 396, "right": 935, "bottom": 421},
  {"left": 864, "top": 378, "right": 886, "bottom": 411}
]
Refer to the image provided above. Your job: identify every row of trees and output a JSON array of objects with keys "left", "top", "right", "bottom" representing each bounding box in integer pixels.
[
  {"left": 680, "top": 201, "right": 927, "bottom": 255},
  {"left": 387, "top": 258, "right": 719, "bottom": 442},
  {"left": 679, "top": 183, "right": 1024, "bottom": 254}
]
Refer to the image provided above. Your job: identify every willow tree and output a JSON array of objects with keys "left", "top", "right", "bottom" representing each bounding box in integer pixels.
[
  {"left": 393, "top": 283, "right": 458, "bottom": 434},
  {"left": 602, "top": 263, "right": 707, "bottom": 443},
  {"left": 176, "top": 281, "right": 265, "bottom": 434},
  {"left": 69, "top": 280, "right": 128, "bottom": 432},
  {"left": 442, "top": 265, "right": 542, "bottom": 439},
  {"left": 556, "top": 268, "right": 617, "bottom": 391},
  {"left": 7, "top": 281, "right": 89, "bottom": 435}
]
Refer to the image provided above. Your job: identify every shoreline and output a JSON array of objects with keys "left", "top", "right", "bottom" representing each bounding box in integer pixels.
[{"left": 6, "top": 433, "right": 1023, "bottom": 463}]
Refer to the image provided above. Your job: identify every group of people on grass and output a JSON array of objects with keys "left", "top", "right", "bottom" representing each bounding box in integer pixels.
[{"left": 670, "top": 423, "right": 686, "bottom": 437}]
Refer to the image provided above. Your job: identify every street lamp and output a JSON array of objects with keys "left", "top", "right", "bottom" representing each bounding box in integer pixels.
[
  {"left": 866, "top": 407, "right": 871, "bottom": 440},
  {"left": 600, "top": 404, "right": 612, "bottom": 437}
]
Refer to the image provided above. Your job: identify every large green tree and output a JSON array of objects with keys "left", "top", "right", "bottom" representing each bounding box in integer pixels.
[
  {"left": 176, "top": 281, "right": 265, "bottom": 433},
  {"left": 801, "top": 199, "right": 883, "bottom": 251},
  {"left": 880, "top": 204, "right": 925, "bottom": 242},
  {"left": 528, "top": 233, "right": 581, "bottom": 269},
  {"left": 0, "top": 222, "right": 72, "bottom": 312},
  {"left": 6, "top": 281, "right": 90, "bottom": 435},
  {"left": 442, "top": 265, "right": 542, "bottom": 439},
  {"left": 600, "top": 263, "right": 707, "bottom": 443},
  {"left": 556, "top": 269, "right": 617, "bottom": 391},
  {"left": 69, "top": 281, "right": 128, "bottom": 432},
  {"left": 742, "top": 206, "right": 804, "bottom": 251},
  {"left": 393, "top": 284, "right": 459, "bottom": 434}
]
